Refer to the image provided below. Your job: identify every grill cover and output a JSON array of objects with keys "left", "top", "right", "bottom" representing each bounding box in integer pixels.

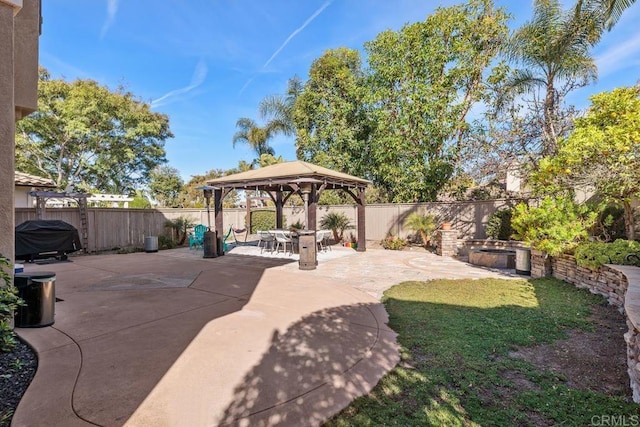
[{"left": 15, "top": 220, "right": 82, "bottom": 259}]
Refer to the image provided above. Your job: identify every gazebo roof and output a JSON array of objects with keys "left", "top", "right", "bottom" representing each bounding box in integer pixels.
[{"left": 207, "top": 160, "right": 370, "bottom": 191}]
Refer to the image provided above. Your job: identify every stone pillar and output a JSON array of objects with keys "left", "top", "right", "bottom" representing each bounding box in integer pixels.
[
  {"left": 435, "top": 229, "right": 457, "bottom": 257},
  {"left": 530, "top": 249, "right": 552, "bottom": 278},
  {"left": 0, "top": 2, "right": 16, "bottom": 263}
]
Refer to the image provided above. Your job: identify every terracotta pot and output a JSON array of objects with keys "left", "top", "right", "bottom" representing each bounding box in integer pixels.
[{"left": 440, "top": 222, "right": 452, "bottom": 230}]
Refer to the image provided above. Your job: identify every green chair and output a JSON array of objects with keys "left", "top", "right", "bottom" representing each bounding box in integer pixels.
[{"left": 188, "top": 224, "right": 207, "bottom": 249}]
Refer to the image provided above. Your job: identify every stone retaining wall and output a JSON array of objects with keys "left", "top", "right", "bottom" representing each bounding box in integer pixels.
[{"left": 531, "top": 250, "right": 640, "bottom": 401}]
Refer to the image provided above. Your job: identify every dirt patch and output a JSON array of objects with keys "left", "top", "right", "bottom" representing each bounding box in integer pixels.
[{"left": 509, "top": 301, "right": 630, "bottom": 398}]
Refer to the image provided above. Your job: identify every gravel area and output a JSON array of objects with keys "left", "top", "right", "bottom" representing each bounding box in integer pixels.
[{"left": 0, "top": 339, "right": 37, "bottom": 427}]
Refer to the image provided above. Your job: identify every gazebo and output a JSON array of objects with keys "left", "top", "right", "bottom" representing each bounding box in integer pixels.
[{"left": 207, "top": 160, "right": 370, "bottom": 252}]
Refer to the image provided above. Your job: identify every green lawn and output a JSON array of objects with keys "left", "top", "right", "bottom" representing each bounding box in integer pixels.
[{"left": 327, "top": 278, "right": 640, "bottom": 426}]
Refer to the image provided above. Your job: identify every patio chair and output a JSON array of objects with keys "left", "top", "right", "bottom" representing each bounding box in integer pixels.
[
  {"left": 188, "top": 224, "right": 207, "bottom": 249},
  {"left": 316, "top": 229, "right": 332, "bottom": 252},
  {"left": 257, "top": 230, "right": 275, "bottom": 253},
  {"left": 274, "top": 230, "right": 293, "bottom": 255}
]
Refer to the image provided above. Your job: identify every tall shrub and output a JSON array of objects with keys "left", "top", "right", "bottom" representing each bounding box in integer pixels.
[
  {"left": 511, "top": 196, "right": 597, "bottom": 256},
  {"left": 485, "top": 208, "right": 514, "bottom": 240},
  {"left": 250, "top": 210, "right": 278, "bottom": 234}
]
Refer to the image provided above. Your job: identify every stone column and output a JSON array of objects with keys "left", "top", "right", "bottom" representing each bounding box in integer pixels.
[
  {"left": 530, "top": 249, "right": 552, "bottom": 278},
  {"left": 435, "top": 229, "right": 457, "bottom": 257}
]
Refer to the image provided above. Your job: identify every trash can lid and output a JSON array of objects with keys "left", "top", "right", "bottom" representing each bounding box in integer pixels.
[{"left": 15, "top": 271, "right": 56, "bottom": 279}]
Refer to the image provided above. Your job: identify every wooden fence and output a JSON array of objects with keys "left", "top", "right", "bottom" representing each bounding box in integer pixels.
[{"left": 15, "top": 199, "right": 514, "bottom": 253}]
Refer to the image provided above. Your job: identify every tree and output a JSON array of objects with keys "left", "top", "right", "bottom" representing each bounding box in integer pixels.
[
  {"left": 319, "top": 212, "right": 353, "bottom": 242},
  {"left": 231, "top": 118, "right": 276, "bottom": 162},
  {"left": 502, "top": 0, "right": 601, "bottom": 157},
  {"left": 532, "top": 86, "right": 640, "bottom": 239},
  {"left": 181, "top": 168, "right": 238, "bottom": 208},
  {"left": 511, "top": 196, "right": 597, "bottom": 256},
  {"left": 575, "top": 0, "right": 636, "bottom": 30},
  {"left": 294, "top": 48, "right": 373, "bottom": 180},
  {"left": 259, "top": 76, "right": 303, "bottom": 138},
  {"left": 404, "top": 211, "right": 436, "bottom": 247},
  {"left": 15, "top": 68, "right": 172, "bottom": 193},
  {"left": 129, "top": 190, "right": 152, "bottom": 209},
  {"left": 149, "top": 165, "right": 184, "bottom": 208},
  {"left": 365, "top": 0, "right": 509, "bottom": 202}
]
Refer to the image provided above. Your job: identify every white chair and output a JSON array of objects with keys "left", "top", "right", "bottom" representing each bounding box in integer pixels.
[
  {"left": 257, "top": 230, "right": 275, "bottom": 253},
  {"left": 274, "top": 231, "right": 293, "bottom": 255},
  {"left": 316, "top": 230, "right": 331, "bottom": 252}
]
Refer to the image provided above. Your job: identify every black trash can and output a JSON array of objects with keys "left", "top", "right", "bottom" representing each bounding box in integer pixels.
[
  {"left": 203, "top": 230, "right": 218, "bottom": 258},
  {"left": 14, "top": 271, "right": 56, "bottom": 327}
]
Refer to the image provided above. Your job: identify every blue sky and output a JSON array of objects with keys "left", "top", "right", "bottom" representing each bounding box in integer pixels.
[{"left": 40, "top": 1, "right": 640, "bottom": 182}]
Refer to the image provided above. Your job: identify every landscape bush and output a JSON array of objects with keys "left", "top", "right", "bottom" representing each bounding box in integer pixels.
[
  {"left": 511, "top": 196, "right": 596, "bottom": 256},
  {"left": 250, "top": 210, "right": 278, "bottom": 234},
  {"left": 574, "top": 239, "right": 640, "bottom": 269},
  {"left": 381, "top": 235, "right": 408, "bottom": 250},
  {"left": 485, "top": 208, "right": 514, "bottom": 240},
  {"left": 0, "top": 254, "right": 23, "bottom": 353}
]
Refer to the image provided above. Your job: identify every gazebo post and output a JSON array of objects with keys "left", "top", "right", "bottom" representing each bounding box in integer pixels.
[
  {"left": 275, "top": 191, "right": 283, "bottom": 229},
  {"left": 214, "top": 188, "right": 224, "bottom": 255},
  {"left": 356, "top": 186, "right": 366, "bottom": 252},
  {"left": 308, "top": 185, "right": 317, "bottom": 231}
]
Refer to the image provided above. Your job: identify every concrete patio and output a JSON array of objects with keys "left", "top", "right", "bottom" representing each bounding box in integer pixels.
[{"left": 12, "top": 245, "right": 519, "bottom": 426}]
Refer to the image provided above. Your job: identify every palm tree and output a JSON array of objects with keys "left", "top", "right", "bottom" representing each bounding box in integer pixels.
[
  {"left": 319, "top": 212, "right": 353, "bottom": 242},
  {"left": 258, "top": 76, "right": 303, "bottom": 138},
  {"left": 503, "top": 0, "right": 601, "bottom": 156},
  {"left": 575, "top": 0, "right": 636, "bottom": 30},
  {"left": 231, "top": 118, "right": 275, "bottom": 159},
  {"left": 404, "top": 212, "right": 436, "bottom": 247}
]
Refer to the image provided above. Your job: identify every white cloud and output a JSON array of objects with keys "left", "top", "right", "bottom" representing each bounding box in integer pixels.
[
  {"left": 100, "top": 0, "right": 119, "bottom": 39},
  {"left": 596, "top": 33, "right": 640, "bottom": 77},
  {"left": 151, "top": 60, "right": 208, "bottom": 109},
  {"left": 240, "top": 0, "right": 333, "bottom": 94},
  {"left": 262, "top": 0, "right": 333, "bottom": 69}
]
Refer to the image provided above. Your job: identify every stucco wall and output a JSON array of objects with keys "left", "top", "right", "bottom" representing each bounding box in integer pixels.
[
  {"left": 0, "top": 2, "right": 16, "bottom": 261},
  {"left": 0, "top": 0, "right": 39, "bottom": 262},
  {"left": 13, "top": 0, "right": 39, "bottom": 117}
]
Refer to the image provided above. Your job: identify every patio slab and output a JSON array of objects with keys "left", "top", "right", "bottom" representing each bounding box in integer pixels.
[{"left": 12, "top": 245, "right": 518, "bottom": 426}]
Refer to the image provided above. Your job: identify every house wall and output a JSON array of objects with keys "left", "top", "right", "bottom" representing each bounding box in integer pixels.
[
  {"left": 0, "top": 0, "right": 39, "bottom": 263},
  {"left": 14, "top": 185, "right": 35, "bottom": 208}
]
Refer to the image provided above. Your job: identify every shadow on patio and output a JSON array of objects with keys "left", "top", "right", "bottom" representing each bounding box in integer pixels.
[
  {"left": 14, "top": 252, "right": 296, "bottom": 426},
  {"left": 218, "top": 303, "right": 399, "bottom": 426}
]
